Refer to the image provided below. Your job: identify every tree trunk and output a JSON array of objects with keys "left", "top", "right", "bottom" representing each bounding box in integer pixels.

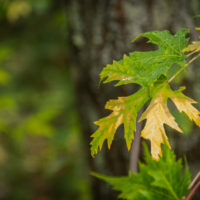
[{"left": 65, "top": 0, "right": 200, "bottom": 199}]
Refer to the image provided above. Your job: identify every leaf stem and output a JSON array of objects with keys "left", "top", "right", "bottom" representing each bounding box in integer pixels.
[
  {"left": 186, "top": 51, "right": 198, "bottom": 58},
  {"left": 168, "top": 54, "right": 200, "bottom": 83},
  {"left": 185, "top": 180, "right": 200, "bottom": 200},
  {"left": 189, "top": 171, "right": 200, "bottom": 189}
]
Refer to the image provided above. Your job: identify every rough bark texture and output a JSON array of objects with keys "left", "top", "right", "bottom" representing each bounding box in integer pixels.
[{"left": 66, "top": 0, "right": 200, "bottom": 199}]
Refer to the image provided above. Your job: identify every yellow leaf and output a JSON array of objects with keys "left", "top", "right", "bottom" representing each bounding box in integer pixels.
[
  {"left": 140, "top": 93, "right": 182, "bottom": 160},
  {"left": 182, "top": 28, "right": 200, "bottom": 58},
  {"left": 170, "top": 92, "right": 200, "bottom": 127},
  {"left": 182, "top": 41, "right": 200, "bottom": 54},
  {"left": 140, "top": 84, "right": 200, "bottom": 160}
]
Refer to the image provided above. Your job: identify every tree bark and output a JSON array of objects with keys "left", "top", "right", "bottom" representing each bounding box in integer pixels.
[{"left": 65, "top": 0, "right": 200, "bottom": 199}]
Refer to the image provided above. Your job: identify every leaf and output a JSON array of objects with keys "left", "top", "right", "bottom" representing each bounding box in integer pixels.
[
  {"left": 92, "top": 143, "right": 191, "bottom": 200},
  {"left": 100, "top": 55, "right": 136, "bottom": 86},
  {"left": 140, "top": 85, "right": 182, "bottom": 159},
  {"left": 169, "top": 88, "right": 200, "bottom": 127},
  {"left": 90, "top": 88, "right": 149, "bottom": 157},
  {"left": 140, "top": 84, "right": 200, "bottom": 159},
  {"left": 101, "top": 29, "right": 189, "bottom": 87},
  {"left": 145, "top": 144, "right": 191, "bottom": 200},
  {"left": 90, "top": 29, "right": 196, "bottom": 158}
]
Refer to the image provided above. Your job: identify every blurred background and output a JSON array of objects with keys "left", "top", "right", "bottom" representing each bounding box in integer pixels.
[{"left": 0, "top": 0, "right": 200, "bottom": 199}]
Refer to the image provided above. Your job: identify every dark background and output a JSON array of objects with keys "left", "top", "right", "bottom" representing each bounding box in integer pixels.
[{"left": 0, "top": 0, "right": 200, "bottom": 199}]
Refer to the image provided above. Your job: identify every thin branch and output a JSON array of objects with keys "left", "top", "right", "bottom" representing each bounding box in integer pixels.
[
  {"left": 187, "top": 54, "right": 200, "bottom": 65},
  {"left": 129, "top": 108, "right": 144, "bottom": 172},
  {"left": 185, "top": 180, "right": 200, "bottom": 200},
  {"left": 189, "top": 171, "right": 200, "bottom": 189},
  {"left": 168, "top": 54, "right": 200, "bottom": 83}
]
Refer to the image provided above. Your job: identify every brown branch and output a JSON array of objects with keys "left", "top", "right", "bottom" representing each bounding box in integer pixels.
[
  {"left": 185, "top": 180, "right": 200, "bottom": 200},
  {"left": 129, "top": 108, "right": 144, "bottom": 172}
]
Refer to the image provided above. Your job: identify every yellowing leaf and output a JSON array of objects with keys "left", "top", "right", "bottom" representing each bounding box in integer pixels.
[
  {"left": 169, "top": 90, "right": 200, "bottom": 127},
  {"left": 140, "top": 84, "right": 200, "bottom": 159},
  {"left": 90, "top": 88, "right": 149, "bottom": 157},
  {"left": 90, "top": 29, "right": 200, "bottom": 159},
  {"left": 183, "top": 28, "right": 200, "bottom": 58},
  {"left": 183, "top": 41, "right": 200, "bottom": 54},
  {"left": 140, "top": 89, "right": 182, "bottom": 160}
]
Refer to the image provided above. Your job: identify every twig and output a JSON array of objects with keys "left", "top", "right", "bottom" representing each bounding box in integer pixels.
[
  {"left": 185, "top": 180, "right": 200, "bottom": 200},
  {"left": 129, "top": 108, "right": 144, "bottom": 172},
  {"left": 186, "top": 51, "right": 198, "bottom": 58},
  {"left": 189, "top": 171, "right": 200, "bottom": 189},
  {"left": 168, "top": 54, "right": 200, "bottom": 83}
]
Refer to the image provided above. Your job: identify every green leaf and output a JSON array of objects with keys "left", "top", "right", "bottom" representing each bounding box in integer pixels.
[
  {"left": 101, "top": 29, "right": 189, "bottom": 87},
  {"left": 146, "top": 144, "right": 191, "bottom": 200},
  {"left": 90, "top": 88, "right": 149, "bottom": 157},
  {"left": 91, "top": 29, "right": 192, "bottom": 158},
  {"left": 92, "top": 144, "right": 191, "bottom": 200}
]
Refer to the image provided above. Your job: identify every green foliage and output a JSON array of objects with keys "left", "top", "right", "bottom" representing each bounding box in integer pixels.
[
  {"left": 91, "top": 27, "right": 200, "bottom": 198},
  {"left": 0, "top": 1, "right": 91, "bottom": 199},
  {"left": 91, "top": 88, "right": 149, "bottom": 156},
  {"left": 92, "top": 144, "right": 191, "bottom": 200},
  {"left": 100, "top": 29, "right": 189, "bottom": 87},
  {"left": 91, "top": 29, "right": 191, "bottom": 157}
]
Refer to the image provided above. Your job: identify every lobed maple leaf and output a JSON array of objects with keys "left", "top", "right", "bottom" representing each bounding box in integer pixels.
[
  {"left": 101, "top": 29, "right": 189, "bottom": 87},
  {"left": 92, "top": 143, "right": 191, "bottom": 200},
  {"left": 169, "top": 88, "right": 200, "bottom": 127},
  {"left": 91, "top": 82, "right": 200, "bottom": 159},
  {"left": 140, "top": 88, "right": 182, "bottom": 159},
  {"left": 90, "top": 88, "right": 149, "bottom": 157},
  {"left": 140, "top": 84, "right": 200, "bottom": 159}
]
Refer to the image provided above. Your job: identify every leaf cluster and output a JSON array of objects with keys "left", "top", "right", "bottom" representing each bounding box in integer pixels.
[{"left": 90, "top": 28, "right": 200, "bottom": 159}]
